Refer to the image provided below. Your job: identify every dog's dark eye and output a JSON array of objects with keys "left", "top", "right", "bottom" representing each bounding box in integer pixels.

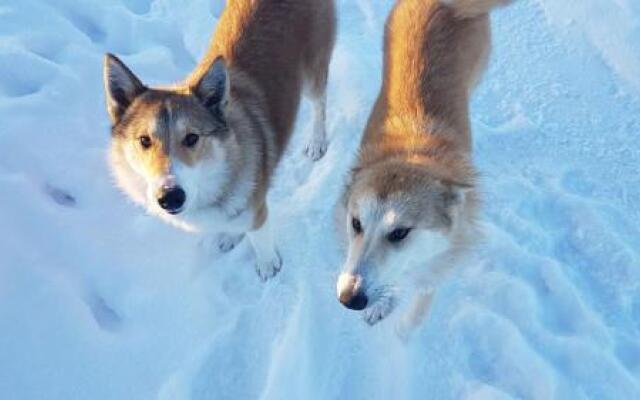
[
  {"left": 139, "top": 135, "right": 152, "bottom": 149},
  {"left": 387, "top": 228, "right": 411, "bottom": 243},
  {"left": 352, "top": 217, "right": 363, "bottom": 234},
  {"left": 182, "top": 133, "right": 200, "bottom": 148}
]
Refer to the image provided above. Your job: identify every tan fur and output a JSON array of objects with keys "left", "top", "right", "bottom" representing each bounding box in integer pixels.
[
  {"left": 189, "top": 0, "right": 335, "bottom": 154},
  {"left": 362, "top": 0, "right": 493, "bottom": 156},
  {"left": 443, "top": 0, "right": 512, "bottom": 18},
  {"left": 194, "top": 0, "right": 335, "bottom": 221},
  {"left": 182, "top": 0, "right": 335, "bottom": 218},
  {"left": 349, "top": 0, "right": 492, "bottom": 238},
  {"left": 337, "top": 0, "right": 509, "bottom": 327}
]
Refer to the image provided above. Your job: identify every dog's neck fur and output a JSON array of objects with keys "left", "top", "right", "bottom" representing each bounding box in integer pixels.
[
  {"left": 202, "top": 68, "right": 271, "bottom": 220},
  {"left": 207, "top": 134, "right": 254, "bottom": 218},
  {"left": 357, "top": 115, "right": 474, "bottom": 185}
]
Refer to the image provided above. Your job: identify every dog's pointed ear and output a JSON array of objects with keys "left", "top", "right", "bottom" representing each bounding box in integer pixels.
[
  {"left": 439, "top": 180, "right": 474, "bottom": 208},
  {"left": 193, "top": 57, "right": 230, "bottom": 118},
  {"left": 103, "top": 53, "right": 146, "bottom": 125},
  {"left": 433, "top": 180, "right": 474, "bottom": 227}
]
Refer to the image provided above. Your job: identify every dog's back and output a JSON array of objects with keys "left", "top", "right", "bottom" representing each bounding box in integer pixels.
[
  {"left": 188, "top": 0, "right": 335, "bottom": 158},
  {"left": 362, "top": 0, "right": 508, "bottom": 160}
]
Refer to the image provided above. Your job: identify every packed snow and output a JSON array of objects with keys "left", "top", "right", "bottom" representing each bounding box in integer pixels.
[{"left": 1, "top": 0, "right": 639, "bottom": 399}]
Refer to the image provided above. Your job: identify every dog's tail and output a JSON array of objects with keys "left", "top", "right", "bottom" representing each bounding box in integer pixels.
[{"left": 441, "top": 0, "right": 512, "bottom": 18}]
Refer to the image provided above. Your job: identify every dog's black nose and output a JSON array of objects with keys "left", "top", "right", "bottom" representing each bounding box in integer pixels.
[
  {"left": 339, "top": 290, "right": 368, "bottom": 311},
  {"left": 157, "top": 187, "right": 186, "bottom": 214}
]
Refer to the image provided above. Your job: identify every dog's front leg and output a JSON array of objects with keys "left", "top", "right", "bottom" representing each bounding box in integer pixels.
[
  {"left": 215, "top": 232, "right": 245, "bottom": 253},
  {"left": 247, "top": 204, "right": 282, "bottom": 281},
  {"left": 395, "top": 288, "right": 434, "bottom": 341},
  {"left": 395, "top": 253, "right": 456, "bottom": 338},
  {"left": 303, "top": 90, "right": 329, "bottom": 161}
]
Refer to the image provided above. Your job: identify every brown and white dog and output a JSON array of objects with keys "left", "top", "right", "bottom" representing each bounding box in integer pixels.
[
  {"left": 336, "top": 0, "right": 510, "bottom": 328},
  {"left": 104, "top": 0, "right": 335, "bottom": 280}
]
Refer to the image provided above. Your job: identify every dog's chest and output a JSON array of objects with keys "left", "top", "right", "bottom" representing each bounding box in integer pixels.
[{"left": 166, "top": 204, "right": 255, "bottom": 234}]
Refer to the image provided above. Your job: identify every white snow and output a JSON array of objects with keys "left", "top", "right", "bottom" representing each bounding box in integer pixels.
[{"left": 1, "top": 0, "right": 639, "bottom": 399}]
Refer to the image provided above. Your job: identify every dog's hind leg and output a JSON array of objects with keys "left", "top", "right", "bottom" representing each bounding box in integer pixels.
[
  {"left": 303, "top": 46, "right": 331, "bottom": 162},
  {"left": 396, "top": 289, "right": 434, "bottom": 341},
  {"left": 303, "top": 86, "right": 329, "bottom": 161}
]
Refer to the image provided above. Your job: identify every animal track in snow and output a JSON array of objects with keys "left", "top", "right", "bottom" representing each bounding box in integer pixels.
[
  {"left": 121, "top": 0, "right": 153, "bottom": 16},
  {"left": 61, "top": 8, "right": 107, "bottom": 45},
  {"left": 0, "top": 51, "right": 54, "bottom": 97},
  {"left": 44, "top": 184, "right": 76, "bottom": 207},
  {"left": 86, "top": 294, "right": 122, "bottom": 332},
  {"left": 561, "top": 169, "right": 596, "bottom": 198}
]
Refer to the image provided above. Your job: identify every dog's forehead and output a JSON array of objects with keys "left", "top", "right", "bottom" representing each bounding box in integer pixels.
[
  {"left": 355, "top": 192, "right": 406, "bottom": 227},
  {"left": 153, "top": 97, "right": 194, "bottom": 132},
  {"left": 355, "top": 192, "right": 379, "bottom": 221},
  {"left": 126, "top": 92, "right": 216, "bottom": 136},
  {"left": 133, "top": 101, "right": 173, "bottom": 146},
  {"left": 382, "top": 208, "right": 398, "bottom": 226},
  {"left": 121, "top": 95, "right": 169, "bottom": 134}
]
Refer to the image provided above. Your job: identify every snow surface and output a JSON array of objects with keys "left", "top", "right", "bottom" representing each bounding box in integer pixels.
[{"left": 1, "top": 0, "right": 640, "bottom": 399}]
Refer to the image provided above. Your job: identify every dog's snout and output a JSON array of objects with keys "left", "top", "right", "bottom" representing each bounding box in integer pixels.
[
  {"left": 157, "top": 186, "right": 186, "bottom": 214},
  {"left": 337, "top": 273, "right": 368, "bottom": 311},
  {"left": 339, "top": 290, "right": 368, "bottom": 311}
]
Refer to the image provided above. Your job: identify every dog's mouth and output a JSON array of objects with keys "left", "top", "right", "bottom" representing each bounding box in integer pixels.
[
  {"left": 358, "top": 286, "right": 397, "bottom": 325},
  {"left": 165, "top": 208, "right": 184, "bottom": 215},
  {"left": 366, "top": 286, "right": 395, "bottom": 306},
  {"left": 338, "top": 282, "right": 394, "bottom": 312},
  {"left": 362, "top": 293, "right": 396, "bottom": 325}
]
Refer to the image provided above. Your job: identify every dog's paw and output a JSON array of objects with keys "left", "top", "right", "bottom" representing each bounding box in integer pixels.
[
  {"left": 303, "top": 138, "right": 328, "bottom": 162},
  {"left": 362, "top": 296, "right": 395, "bottom": 326},
  {"left": 255, "top": 251, "right": 282, "bottom": 281},
  {"left": 216, "top": 233, "right": 245, "bottom": 253}
]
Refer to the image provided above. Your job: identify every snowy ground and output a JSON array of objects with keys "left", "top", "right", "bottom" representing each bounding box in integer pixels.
[{"left": 1, "top": 0, "right": 640, "bottom": 399}]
